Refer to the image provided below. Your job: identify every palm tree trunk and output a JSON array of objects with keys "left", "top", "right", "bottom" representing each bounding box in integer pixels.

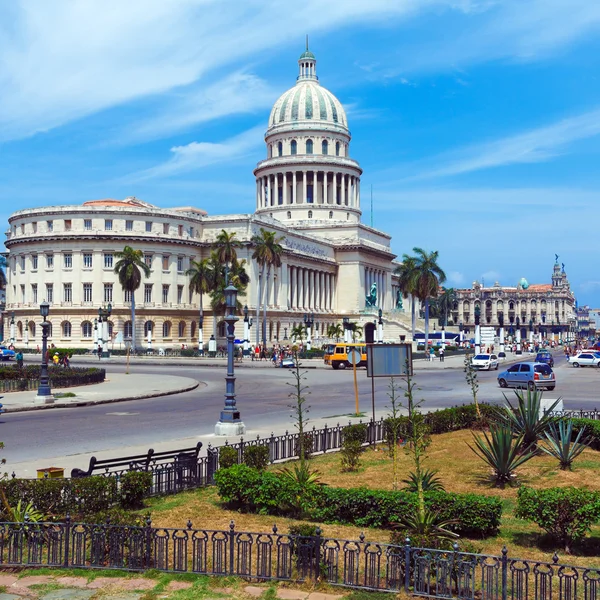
[
  {"left": 256, "top": 263, "right": 265, "bottom": 348},
  {"left": 131, "top": 292, "right": 136, "bottom": 351},
  {"left": 198, "top": 294, "right": 203, "bottom": 352},
  {"left": 411, "top": 295, "right": 416, "bottom": 338},
  {"left": 263, "top": 266, "right": 270, "bottom": 347},
  {"left": 424, "top": 298, "right": 430, "bottom": 351}
]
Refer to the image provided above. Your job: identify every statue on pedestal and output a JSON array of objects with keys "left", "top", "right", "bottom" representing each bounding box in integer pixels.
[
  {"left": 365, "top": 282, "right": 377, "bottom": 308},
  {"left": 395, "top": 289, "right": 403, "bottom": 310}
]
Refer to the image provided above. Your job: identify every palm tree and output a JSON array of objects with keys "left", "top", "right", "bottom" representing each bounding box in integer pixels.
[
  {"left": 214, "top": 229, "right": 241, "bottom": 268},
  {"left": 348, "top": 323, "right": 363, "bottom": 342},
  {"left": 290, "top": 325, "right": 306, "bottom": 344},
  {"left": 395, "top": 256, "right": 419, "bottom": 339},
  {"left": 186, "top": 257, "right": 213, "bottom": 350},
  {"left": 113, "top": 246, "right": 151, "bottom": 350},
  {"left": 209, "top": 255, "right": 250, "bottom": 318},
  {"left": 437, "top": 287, "right": 457, "bottom": 328},
  {"left": 411, "top": 248, "right": 446, "bottom": 351},
  {"left": 251, "top": 228, "right": 284, "bottom": 348},
  {"left": 327, "top": 323, "right": 344, "bottom": 342}
]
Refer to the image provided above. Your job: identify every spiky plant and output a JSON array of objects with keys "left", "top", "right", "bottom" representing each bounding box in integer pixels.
[
  {"left": 503, "top": 389, "right": 561, "bottom": 449},
  {"left": 469, "top": 424, "right": 536, "bottom": 486},
  {"left": 394, "top": 507, "right": 458, "bottom": 548},
  {"left": 541, "top": 420, "right": 590, "bottom": 470},
  {"left": 402, "top": 469, "right": 445, "bottom": 493}
]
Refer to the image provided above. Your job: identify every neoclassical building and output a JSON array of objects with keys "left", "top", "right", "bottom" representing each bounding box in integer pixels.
[
  {"left": 3, "top": 48, "right": 413, "bottom": 350},
  {"left": 452, "top": 261, "right": 577, "bottom": 342}
]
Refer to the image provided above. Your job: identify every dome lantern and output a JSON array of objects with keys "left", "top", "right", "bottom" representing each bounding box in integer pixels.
[{"left": 298, "top": 36, "right": 317, "bottom": 81}]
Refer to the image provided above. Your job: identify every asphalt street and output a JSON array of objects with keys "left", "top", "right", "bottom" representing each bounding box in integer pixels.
[{"left": 3, "top": 352, "right": 599, "bottom": 467}]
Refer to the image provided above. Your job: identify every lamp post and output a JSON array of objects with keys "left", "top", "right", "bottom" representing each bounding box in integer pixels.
[
  {"left": 498, "top": 313, "right": 505, "bottom": 356},
  {"left": 283, "top": 327, "right": 288, "bottom": 341},
  {"left": 304, "top": 313, "right": 314, "bottom": 351},
  {"left": 342, "top": 316, "right": 350, "bottom": 343},
  {"left": 24, "top": 319, "right": 29, "bottom": 348},
  {"left": 35, "top": 301, "right": 53, "bottom": 404},
  {"left": 516, "top": 316, "right": 522, "bottom": 354},
  {"left": 9, "top": 312, "right": 15, "bottom": 347},
  {"left": 98, "top": 303, "right": 112, "bottom": 359},
  {"left": 198, "top": 314, "right": 204, "bottom": 356},
  {"left": 377, "top": 308, "right": 384, "bottom": 343},
  {"left": 243, "top": 305, "right": 253, "bottom": 355},
  {"left": 529, "top": 319, "right": 534, "bottom": 347},
  {"left": 93, "top": 318, "right": 98, "bottom": 346},
  {"left": 215, "top": 283, "right": 245, "bottom": 436},
  {"left": 459, "top": 321, "right": 464, "bottom": 344},
  {"left": 474, "top": 305, "right": 481, "bottom": 354}
]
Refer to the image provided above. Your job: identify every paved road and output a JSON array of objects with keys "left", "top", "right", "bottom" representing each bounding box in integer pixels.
[{"left": 3, "top": 351, "right": 598, "bottom": 468}]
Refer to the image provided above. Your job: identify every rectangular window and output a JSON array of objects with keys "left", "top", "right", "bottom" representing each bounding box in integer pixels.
[
  {"left": 104, "top": 253, "right": 113, "bottom": 268},
  {"left": 126, "top": 220, "right": 133, "bottom": 231},
  {"left": 177, "top": 285, "right": 184, "bottom": 304},
  {"left": 20, "top": 256, "right": 25, "bottom": 270},
  {"left": 189, "top": 226, "right": 194, "bottom": 237},
  {"left": 32, "top": 284, "right": 38, "bottom": 304},
  {"left": 20, "top": 224, "right": 24, "bottom": 234},
  {"left": 46, "top": 253, "right": 54, "bottom": 268},
  {"left": 144, "top": 253, "right": 152, "bottom": 268},
  {"left": 84, "top": 219, "right": 92, "bottom": 231},
  {"left": 64, "top": 219, "right": 72, "bottom": 231},
  {"left": 32, "top": 222, "right": 37, "bottom": 233},
  {"left": 64, "top": 253, "right": 72, "bottom": 268},
  {"left": 177, "top": 256, "right": 183, "bottom": 272},
  {"left": 163, "top": 223, "right": 169, "bottom": 234},
  {"left": 32, "top": 255, "right": 38, "bottom": 270},
  {"left": 20, "top": 284, "right": 25, "bottom": 303},
  {"left": 47, "top": 220, "right": 53, "bottom": 231},
  {"left": 63, "top": 283, "right": 72, "bottom": 303},
  {"left": 104, "top": 283, "right": 113, "bottom": 303},
  {"left": 178, "top": 224, "right": 183, "bottom": 235},
  {"left": 162, "top": 284, "right": 169, "bottom": 304},
  {"left": 104, "top": 219, "right": 113, "bottom": 231},
  {"left": 162, "top": 255, "right": 169, "bottom": 270},
  {"left": 83, "top": 253, "right": 93, "bottom": 268},
  {"left": 124, "top": 289, "right": 132, "bottom": 303},
  {"left": 144, "top": 284, "right": 152, "bottom": 303},
  {"left": 83, "top": 283, "right": 93, "bottom": 302},
  {"left": 46, "top": 283, "right": 53, "bottom": 304},
  {"left": 145, "top": 221, "right": 152, "bottom": 232}
]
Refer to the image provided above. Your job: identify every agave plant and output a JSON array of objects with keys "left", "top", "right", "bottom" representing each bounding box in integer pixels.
[
  {"left": 541, "top": 420, "right": 590, "bottom": 470},
  {"left": 503, "top": 389, "right": 561, "bottom": 449},
  {"left": 10, "top": 500, "right": 46, "bottom": 523},
  {"left": 279, "top": 463, "right": 324, "bottom": 517},
  {"left": 394, "top": 507, "right": 458, "bottom": 548},
  {"left": 402, "top": 469, "right": 445, "bottom": 493},
  {"left": 469, "top": 424, "right": 535, "bottom": 486}
]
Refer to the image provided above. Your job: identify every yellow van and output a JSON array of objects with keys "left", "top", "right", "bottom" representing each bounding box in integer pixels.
[{"left": 324, "top": 343, "right": 367, "bottom": 370}]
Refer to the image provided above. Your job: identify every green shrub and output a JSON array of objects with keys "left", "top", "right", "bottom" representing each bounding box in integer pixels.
[
  {"left": 119, "top": 471, "right": 153, "bottom": 509},
  {"left": 571, "top": 418, "right": 600, "bottom": 451},
  {"left": 180, "top": 349, "right": 197, "bottom": 357},
  {"left": 288, "top": 523, "right": 320, "bottom": 537},
  {"left": 340, "top": 424, "right": 368, "bottom": 472},
  {"left": 218, "top": 446, "right": 239, "bottom": 469},
  {"left": 343, "top": 423, "right": 368, "bottom": 444},
  {"left": 516, "top": 486, "right": 600, "bottom": 552},
  {"left": 243, "top": 445, "right": 270, "bottom": 470},
  {"left": 294, "top": 432, "right": 313, "bottom": 460}
]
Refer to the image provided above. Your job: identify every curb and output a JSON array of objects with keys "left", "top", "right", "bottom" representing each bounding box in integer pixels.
[{"left": 3, "top": 381, "right": 201, "bottom": 414}]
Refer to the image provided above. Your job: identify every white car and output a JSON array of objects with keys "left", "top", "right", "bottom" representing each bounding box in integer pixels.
[
  {"left": 570, "top": 352, "right": 600, "bottom": 368},
  {"left": 471, "top": 353, "right": 499, "bottom": 370}
]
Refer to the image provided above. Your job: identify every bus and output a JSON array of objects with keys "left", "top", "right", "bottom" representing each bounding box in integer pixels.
[{"left": 324, "top": 343, "right": 367, "bottom": 370}]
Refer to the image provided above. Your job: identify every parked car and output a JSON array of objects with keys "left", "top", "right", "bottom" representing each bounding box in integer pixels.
[
  {"left": 498, "top": 362, "right": 556, "bottom": 391},
  {"left": 280, "top": 357, "right": 297, "bottom": 368},
  {"left": 570, "top": 352, "right": 600, "bottom": 368},
  {"left": 535, "top": 351, "right": 554, "bottom": 368},
  {"left": 471, "top": 353, "right": 499, "bottom": 370},
  {"left": 0, "top": 346, "right": 15, "bottom": 361}
]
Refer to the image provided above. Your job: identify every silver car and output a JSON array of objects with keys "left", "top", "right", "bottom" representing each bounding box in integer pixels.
[{"left": 497, "top": 361, "right": 556, "bottom": 391}]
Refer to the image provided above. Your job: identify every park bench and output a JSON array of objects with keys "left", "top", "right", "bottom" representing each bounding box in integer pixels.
[{"left": 70, "top": 442, "right": 203, "bottom": 478}]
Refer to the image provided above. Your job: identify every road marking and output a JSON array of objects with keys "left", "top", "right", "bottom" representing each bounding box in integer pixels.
[{"left": 105, "top": 412, "right": 140, "bottom": 416}]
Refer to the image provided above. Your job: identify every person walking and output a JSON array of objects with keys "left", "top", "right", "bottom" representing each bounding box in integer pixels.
[
  {"left": 439, "top": 346, "right": 444, "bottom": 362},
  {"left": 16, "top": 350, "right": 23, "bottom": 369}
]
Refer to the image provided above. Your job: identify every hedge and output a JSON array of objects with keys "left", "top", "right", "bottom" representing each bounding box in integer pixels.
[
  {"left": 0, "top": 365, "right": 105, "bottom": 392},
  {"left": 570, "top": 418, "right": 600, "bottom": 451},
  {"left": 214, "top": 465, "right": 502, "bottom": 538}
]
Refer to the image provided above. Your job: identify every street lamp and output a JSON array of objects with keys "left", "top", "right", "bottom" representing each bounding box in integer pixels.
[
  {"left": 35, "top": 301, "right": 53, "bottom": 404},
  {"left": 215, "top": 283, "right": 245, "bottom": 436},
  {"left": 24, "top": 319, "right": 29, "bottom": 348},
  {"left": 93, "top": 318, "right": 98, "bottom": 346},
  {"left": 529, "top": 318, "right": 534, "bottom": 346},
  {"left": 243, "top": 305, "right": 253, "bottom": 355},
  {"left": 498, "top": 313, "right": 505, "bottom": 356},
  {"left": 474, "top": 305, "right": 481, "bottom": 354},
  {"left": 342, "top": 316, "right": 350, "bottom": 343},
  {"left": 304, "top": 313, "right": 314, "bottom": 350},
  {"left": 377, "top": 308, "right": 383, "bottom": 343},
  {"left": 98, "top": 303, "right": 112, "bottom": 359},
  {"left": 459, "top": 321, "right": 464, "bottom": 344},
  {"left": 9, "top": 311, "right": 15, "bottom": 347},
  {"left": 283, "top": 327, "right": 288, "bottom": 341},
  {"left": 516, "top": 316, "right": 522, "bottom": 354}
]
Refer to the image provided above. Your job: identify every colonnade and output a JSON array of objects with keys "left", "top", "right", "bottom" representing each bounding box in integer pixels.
[
  {"left": 288, "top": 265, "right": 335, "bottom": 311},
  {"left": 459, "top": 298, "right": 571, "bottom": 327},
  {"left": 365, "top": 266, "right": 386, "bottom": 310},
  {"left": 256, "top": 171, "right": 360, "bottom": 208}
]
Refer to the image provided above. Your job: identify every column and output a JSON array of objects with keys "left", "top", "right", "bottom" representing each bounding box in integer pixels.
[
  {"left": 292, "top": 171, "right": 297, "bottom": 204},
  {"left": 313, "top": 171, "right": 317, "bottom": 204},
  {"left": 356, "top": 178, "right": 360, "bottom": 206},
  {"left": 289, "top": 266, "right": 294, "bottom": 308},
  {"left": 301, "top": 268, "right": 306, "bottom": 308},
  {"left": 341, "top": 174, "right": 346, "bottom": 206},
  {"left": 302, "top": 171, "right": 307, "bottom": 204},
  {"left": 322, "top": 172, "right": 327, "bottom": 205},
  {"left": 256, "top": 180, "right": 260, "bottom": 207},
  {"left": 318, "top": 272, "right": 323, "bottom": 309},
  {"left": 261, "top": 177, "right": 266, "bottom": 207},
  {"left": 283, "top": 172, "right": 288, "bottom": 204},
  {"left": 331, "top": 274, "right": 336, "bottom": 311},
  {"left": 296, "top": 268, "right": 301, "bottom": 309}
]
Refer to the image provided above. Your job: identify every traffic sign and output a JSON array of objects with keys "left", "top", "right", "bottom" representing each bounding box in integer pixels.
[{"left": 348, "top": 349, "right": 361, "bottom": 366}]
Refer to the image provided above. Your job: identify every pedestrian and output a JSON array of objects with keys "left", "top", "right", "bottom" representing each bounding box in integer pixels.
[
  {"left": 97, "top": 344, "right": 102, "bottom": 360},
  {"left": 439, "top": 347, "right": 444, "bottom": 362},
  {"left": 429, "top": 347, "right": 435, "bottom": 362},
  {"left": 16, "top": 350, "right": 23, "bottom": 369},
  {"left": 53, "top": 352, "right": 60, "bottom": 366}
]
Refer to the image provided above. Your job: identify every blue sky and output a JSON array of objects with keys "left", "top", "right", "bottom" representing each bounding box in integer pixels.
[{"left": 1, "top": 0, "right": 599, "bottom": 306}]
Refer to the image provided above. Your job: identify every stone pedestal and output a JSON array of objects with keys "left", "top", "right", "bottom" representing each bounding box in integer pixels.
[
  {"left": 215, "top": 420, "right": 246, "bottom": 436},
  {"left": 34, "top": 394, "right": 55, "bottom": 404}
]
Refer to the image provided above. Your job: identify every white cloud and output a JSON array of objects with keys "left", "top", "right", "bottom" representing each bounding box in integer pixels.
[
  {"left": 481, "top": 271, "right": 501, "bottom": 285},
  {"left": 125, "top": 125, "right": 264, "bottom": 181},
  {"left": 447, "top": 271, "right": 465, "bottom": 286},
  {"left": 395, "top": 107, "right": 600, "bottom": 181}
]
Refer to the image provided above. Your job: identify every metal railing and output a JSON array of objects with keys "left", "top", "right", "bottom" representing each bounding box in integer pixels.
[{"left": 1, "top": 518, "right": 598, "bottom": 598}]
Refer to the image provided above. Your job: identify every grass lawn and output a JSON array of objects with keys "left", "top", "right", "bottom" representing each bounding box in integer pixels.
[{"left": 144, "top": 429, "right": 600, "bottom": 567}]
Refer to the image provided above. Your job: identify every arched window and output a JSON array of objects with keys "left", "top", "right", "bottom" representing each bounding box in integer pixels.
[
  {"left": 335, "top": 141, "right": 340, "bottom": 156},
  {"left": 17, "top": 321, "right": 23, "bottom": 337},
  {"left": 28, "top": 322, "right": 36, "bottom": 338},
  {"left": 124, "top": 321, "right": 132, "bottom": 339},
  {"left": 108, "top": 321, "right": 114, "bottom": 337},
  {"left": 278, "top": 141, "right": 283, "bottom": 156},
  {"left": 329, "top": 211, "right": 333, "bottom": 219},
  {"left": 291, "top": 140, "right": 297, "bottom": 155},
  {"left": 217, "top": 321, "right": 226, "bottom": 337},
  {"left": 144, "top": 321, "right": 153, "bottom": 336},
  {"left": 287, "top": 211, "right": 292, "bottom": 219},
  {"left": 191, "top": 321, "right": 197, "bottom": 339},
  {"left": 322, "top": 140, "right": 328, "bottom": 155},
  {"left": 163, "top": 321, "right": 172, "bottom": 338},
  {"left": 47, "top": 322, "right": 53, "bottom": 338},
  {"left": 62, "top": 321, "right": 72, "bottom": 338},
  {"left": 178, "top": 321, "right": 186, "bottom": 337},
  {"left": 81, "top": 321, "right": 93, "bottom": 338},
  {"left": 308, "top": 210, "right": 313, "bottom": 219},
  {"left": 306, "top": 139, "right": 313, "bottom": 154}
]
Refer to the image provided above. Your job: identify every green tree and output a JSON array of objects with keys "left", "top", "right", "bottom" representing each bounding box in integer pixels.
[
  {"left": 290, "top": 324, "right": 306, "bottom": 344},
  {"left": 411, "top": 247, "right": 447, "bottom": 351},
  {"left": 348, "top": 323, "right": 363, "bottom": 341},
  {"left": 113, "top": 246, "right": 151, "bottom": 350},
  {"left": 327, "top": 323, "right": 343, "bottom": 342},
  {"left": 209, "top": 253, "right": 250, "bottom": 318},
  {"left": 251, "top": 228, "right": 284, "bottom": 348},
  {"left": 437, "top": 287, "right": 457, "bottom": 327},
  {"left": 395, "top": 256, "right": 419, "bottom": 339},
  {"left": 213, "top": 229, "right": 241, "bottom": 267},
  {"left": 186, "top": 257, "right": 214, "bottom": 348}
]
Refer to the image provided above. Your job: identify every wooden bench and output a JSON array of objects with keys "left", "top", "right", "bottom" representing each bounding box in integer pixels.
[{"left": 70, "top": 442, "right": 203, "bottom": 478}]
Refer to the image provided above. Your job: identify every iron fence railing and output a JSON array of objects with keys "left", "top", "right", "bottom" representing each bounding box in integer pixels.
[{"left": 1, "top": 518, "right": 598, "bottom": 598}]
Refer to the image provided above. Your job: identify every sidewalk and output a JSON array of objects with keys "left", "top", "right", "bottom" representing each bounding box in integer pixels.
[{"left": 1, "top": 373, "right": 200, "bottom": 413}]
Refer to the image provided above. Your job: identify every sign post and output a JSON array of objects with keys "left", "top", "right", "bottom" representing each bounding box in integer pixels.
[{"left": 348, "top": 348, "right": 362, "bottom": 415}]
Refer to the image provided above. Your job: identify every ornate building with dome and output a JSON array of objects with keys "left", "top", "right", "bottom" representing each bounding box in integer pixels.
[{"left": 3, "top": 47, "right": 413, "bottom": 350}]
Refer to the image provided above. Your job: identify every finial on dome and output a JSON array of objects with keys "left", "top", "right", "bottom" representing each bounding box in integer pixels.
[
  {"left": 306, "top": 34, "right": 309, "bottom": 51},
  {"left": 298, "top": 38, "right": 317, "bottom": 81}
]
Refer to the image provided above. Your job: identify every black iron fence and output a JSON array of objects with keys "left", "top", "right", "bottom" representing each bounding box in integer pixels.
[{"left": 1, "top": 518, "right": 598, "bottom": 599}]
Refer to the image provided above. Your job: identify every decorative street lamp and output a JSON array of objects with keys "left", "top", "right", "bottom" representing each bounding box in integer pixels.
[
  {"left": 474, "top": 305, "right": 481, "bottom": 354},
  {"left": 98, "top": 303, "right": 112, "bottom": 359},
  {"left": 93, "top": 318, "right": 98, "bottom": 346},
  {"left": 24, "top": 319, "right": 29, "bottom": 348},
  {"left": 515, "top": 316, "right": 522, "bottom": 354},
  {"left": 35, "top": 301, "right": 54, "bottom": 404},
  {"left": 198, "top": 314, "right": 204, "bottom": 356},
  {"left": 304, "top": 313, "right": 314, "bottom": 350},
  {"left": 529, "top": 318, "right": 534, "bottom": 345},
  {"left": 342, "top": 316, "right": 350, "bottom": 343},
  {"left": 9, "top": 312, "right": 15, "bottom": 347},
  {"left": 283, "top": 327, "right": 288, "bottom": 341},
  {"left": 498, "top": 313, "right": 505, "bottom": 356},
  {"left": 243, "top": 305, "right": 253, "bottom": 355},
  {"left": 377, "top": 308, "right": 384, "bottom": 343},
  {"left": 215, "top": 283, "right": 245, "bottom": 436},
  {"left": 459, "top": 321, "right": 464, "bottom": 343}
]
